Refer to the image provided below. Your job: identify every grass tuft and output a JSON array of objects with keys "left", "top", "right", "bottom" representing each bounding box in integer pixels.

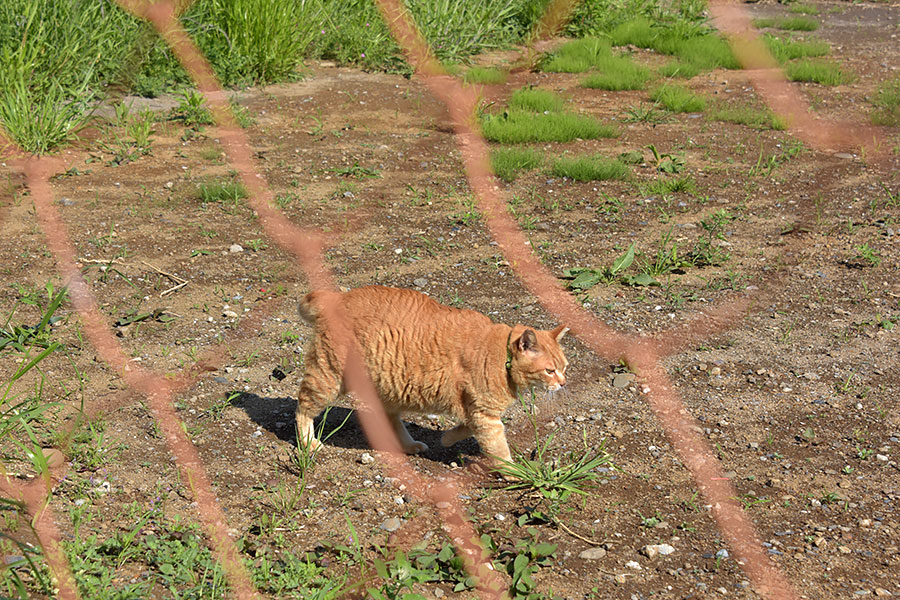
[
  {"left": 871, "top": 77, "right": 900, "bottom": 127},
  {"left": 481, "top": 110, "right": 619, "bottom": 143},
  {"left": 668, "top": 35, "right": 740, "bottom": 70},
  {"left": 607, "top": 17, "right": 738, "bottom": 72},
  {"left": 581, "top": 57, "right": 653, "bottom": 90},
  {"left": 463, "top": 66, "right": 508, "bottom": 84},
  {"left": 508, "top": 86, "right": 565, "bottom": 113},
  {"left": 763, "top": 34, "right": 831, "bottom": 62},
  {"left": 197, "top": 180, "right": 248, "bottom": 206},
  {"left": 785, "top": 59, "right": 855, "bottom": 86},
  {"left": 551, "top": 154, "right": 630, "bottom": 182},
  {"left": 658, "top": 60, "right": 702, "bottom": 79},
  {"left": 491, "top": 147, "right": 544, "bottom": 182},
  {"left": 608, "top": 17, "right": 657, "bottom": 48},
  {"left": 649, "top": 84, "right": 706, "bottom": 113},
  {"left": 647, "top": 175, "right": 697, "bottom": 195},
  {"left": 753, "top": 16, "right": 819, "bottom": 31},
  {"left": 709, "top": 105, "right": 786, "bottom": 130},
  {"left": 789, "top": 3, "right": 820, "bottom": 15},
  {"left": 540, "top": 37, "right": 612, "bottom": 73},
  {"left": 497, "top": 396, "right": 615, "bottom": 501}
]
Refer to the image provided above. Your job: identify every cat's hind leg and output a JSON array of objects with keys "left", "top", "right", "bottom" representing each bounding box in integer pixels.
[
  {"left": 440, "top": 423, "right": 472, "bottom": 447},
  {"left": 387, "top": 412, "right": 428, "bottom": 454},
  {"left": 295, "top": 350, "right": 342, "bottom": 451}
]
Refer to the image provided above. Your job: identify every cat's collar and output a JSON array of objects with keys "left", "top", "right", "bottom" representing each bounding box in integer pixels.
[{"left": 505, "top": 329, "right": 513, "bottom": 371}]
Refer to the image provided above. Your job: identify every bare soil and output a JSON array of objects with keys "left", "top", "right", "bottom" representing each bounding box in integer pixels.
[{"left": 3, "top": 1, "right": 900, "bottom": 598}]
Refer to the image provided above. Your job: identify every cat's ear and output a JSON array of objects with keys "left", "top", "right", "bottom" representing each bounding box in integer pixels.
[
  {"left": 551, "top": 325, "right": 569, "bottom": 342},
  {"left": 517, "top": 329, "right": 539, "bottom": 353}
]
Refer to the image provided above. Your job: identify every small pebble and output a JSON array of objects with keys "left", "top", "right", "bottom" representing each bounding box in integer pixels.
[
  {"left": 229, "top": 244, "right": 244, "bottom": 253},
  {"left": 359, "top": 452, "right": 375, "bottom": 465},
  {"left": 380, "top": 517, "right": 402, "bottom": 532},
  {"left": 579, "top": 547, "right": 607, "bottom": 560}
]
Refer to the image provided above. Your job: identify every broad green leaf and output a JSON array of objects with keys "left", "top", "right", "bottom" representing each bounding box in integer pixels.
[
  {"left": 611, "top": 242, "right": 635, "bottom": 274},
  {"left": 622, "top": 272, "right": 659, "bottom": 286},
  {"left": 569, "top": 270, "right": 602, "bottom": 290}
]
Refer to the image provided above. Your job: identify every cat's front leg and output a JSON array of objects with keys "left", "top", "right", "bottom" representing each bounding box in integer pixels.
[
  {"left": 469, "top": 412, "right": 513, "bottom": 469},
  {"left": 295, "top": 410, "right": 323, "bottom": 452}
]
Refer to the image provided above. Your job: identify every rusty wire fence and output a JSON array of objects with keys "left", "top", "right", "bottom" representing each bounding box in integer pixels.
[{"left": 0, "top": 0, "right": 892, "bottom": 598}]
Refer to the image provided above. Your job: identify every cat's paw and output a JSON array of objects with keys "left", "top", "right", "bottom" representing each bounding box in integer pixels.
[
  {"left": 403, "top": 440, "right": 429, "bottom": 454},
  {"left": 298, "top": 437, "right": 322, "bottom": 452}
]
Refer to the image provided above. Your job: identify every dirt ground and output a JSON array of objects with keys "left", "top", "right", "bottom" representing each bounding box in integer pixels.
[{"left": 3, "top": 1, "right": 900, "bottom": 598}]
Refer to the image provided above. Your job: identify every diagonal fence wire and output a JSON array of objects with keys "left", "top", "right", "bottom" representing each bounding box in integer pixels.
[{"left": 0, "top": 0, "right": 893, "bottom": 598}]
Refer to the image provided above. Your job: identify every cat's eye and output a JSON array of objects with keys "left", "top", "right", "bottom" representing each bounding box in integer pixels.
[{"left": 545, "top": 368, "right": 555, "bottom": 375}]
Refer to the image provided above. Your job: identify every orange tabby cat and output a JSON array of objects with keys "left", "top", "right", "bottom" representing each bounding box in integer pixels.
[{"left": 294, "top": 285, "right": 569, "bottom": 467}]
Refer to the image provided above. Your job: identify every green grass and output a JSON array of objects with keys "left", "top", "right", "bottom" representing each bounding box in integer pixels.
[
  {"left": 871, "top": 77, "right": 900, "bottom": 127},
  {"left": 1, "top": 283, "right": 67, "bottom": 599},
  {"left": 606, "top": 17, "right": 738, "bottom": 72},
  {"left": 666, "top": 34, "right": 740, "bottom": 70},
  {"left": 581, "top": 57, "right": 653, "bottom": 91},
  {"left": 785, "top": 59, "right": 855, "bottom": 85},
  {"left": 508, "top": 86, "right": 565, "bottom": 112},
  {"left": 498, "top": 395, "right": 615, "bottom": 502},
  {"left": 708, "top": 105, "right": 786, "bottom": 130},
  {"left": 564, "top": 0, "right": 709, "bottom": 39},
  {"left": 608, "top": 17, "right": 658, "bottom": 49},
  {"left": 762, "top": 34, "right": 831, "bottom": 62},
  {"left": 540, "top": 37, "right": 612, "bottom": 73},
  {"left": 658, "top": 60, "right": 702, "bottom": 79},
  {"left": 314, "top": 0, "right": 548, "bottom": 70},
  {"left": 481, "top": 110, "right": 619, "bottom": 143},
  {"left": 0, "top": 0, "right": 554, "bottom": 153},
  {"left": 646, "top": 175, "right": 697, "bottom": 195},
  {"left": 649, "top": 84, "right": 707, "bottom": 113},
  {"left": 753, "top": 16, "right": 820, "bottom": 31},
  {"left": 463, "top": 66, "right": 508, "bottom": 84},
  {"left": 550, "top": 154, "right": 630, "bottom": 181},
  {"left": 788, "top": 3, "right": 820, "bottom": 15},
  {"left": 197, "top": 180, "right": 248, "bottom": 206},
  {"left": 540, "top": 37, "right": 653, "bottom": 89},
  {"left": 491, "top": 147, "right": 544, "bottom": 182}
]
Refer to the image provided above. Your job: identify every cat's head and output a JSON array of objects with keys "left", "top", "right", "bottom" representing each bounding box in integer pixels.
[{"left": 507, "top": 324, "right": 569, "bottom": 392}]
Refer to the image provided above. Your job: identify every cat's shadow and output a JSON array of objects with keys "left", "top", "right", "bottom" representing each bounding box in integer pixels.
[{"left": 232, "top": 392, "right": 479, "bottom": 463}]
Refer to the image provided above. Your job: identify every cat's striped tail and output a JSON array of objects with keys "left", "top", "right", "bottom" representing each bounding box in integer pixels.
[{"left": 298, "top": 289, "right": 339, "bottom": 323}]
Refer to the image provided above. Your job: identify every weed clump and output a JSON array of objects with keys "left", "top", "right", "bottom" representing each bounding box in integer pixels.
[
  {"left": 463, "top": 66, "right": 507, "bottom": 85},
  {"left": 785, "top": 59, "right": 855, "bottom": 86},
  {"left": 540, "top": 38, "right": 613, "bottom": 73},
  {"left": 649, "top": 84, "right": 706, "bottom": 113},
  {"left": 508, "top": 86, "right": 565, "bottom": 113},
  {"left": 481, "top": 111, "right": 619, "bottom": 144},
  {"left": 551, "top": 154, "right": 630, "bottom": 182},
  {"left": 581, "top": 58, "right": 653, "bottom": 91},
  {"left": 491, "top": 147, "right": 544, "bottom": 182},
  {"left": 763, "top": 34, "right": 830, "bottom": 62},
  {"left": 870, "top": 77, "right": 900, "bottom": 126},
  {"left": 753, "top": 16, "right": 820, "bottom": 32},
  {"left": 709, "top": 105, "right": 786, "bottom": 130}
]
